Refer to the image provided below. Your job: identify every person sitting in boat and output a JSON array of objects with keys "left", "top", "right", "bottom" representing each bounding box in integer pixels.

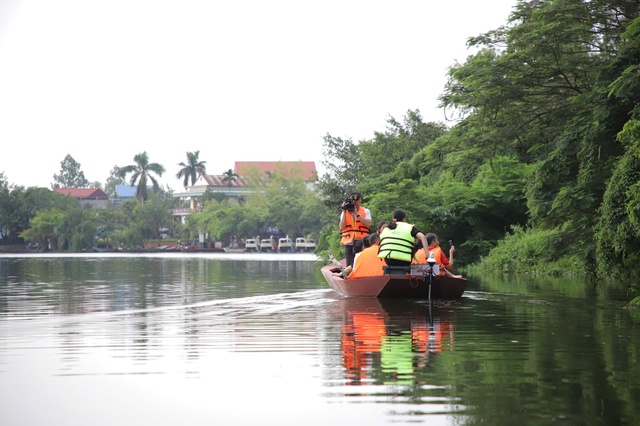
[
  {"left": 378, "top": 209, "right": 430, "bottom": 269},
  {"left": 348, "top": 233, "right": 384, "bottom": 279},
  {"left": 376, "top": 220, "right": 388, "bottom": 233},
  {"left": 428, "top": 233, "right": 456, "bottom": 272},
  {"left": 333, "top": 233, "right": 383, "bottom": 279},
  {"left": 339, "top": 191, "right": 372, "bottom": 267},
  {"left": 413, "top": 234, "right": 454, "bottom": 271},
  {"left": 413, "top": 239, "right": 463, "bottom": 279},
  {"left": 362, "top": 234, "right": 372, "bottom": 249}
]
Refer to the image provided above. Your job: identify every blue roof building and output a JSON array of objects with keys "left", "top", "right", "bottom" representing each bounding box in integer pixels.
[{"left": 114, "top": 185, "right": 139, "bottom": 199}]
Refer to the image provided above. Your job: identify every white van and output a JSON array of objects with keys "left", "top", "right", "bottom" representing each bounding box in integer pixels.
[
  {"left": 244, "top": 238, "right": 259, "bottom": 252},
  {"left": 259, "top": 239, "right": 274, "bottom": 252},
  {"left": 295, "top": 237, "right": 317, "bottom": 252},
  {"left": 278, "top": 237, "right": 294, "bottom": 252}
]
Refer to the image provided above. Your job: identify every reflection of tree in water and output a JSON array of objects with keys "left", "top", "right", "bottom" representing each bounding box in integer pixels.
[{"left": 341, "top": 304, "right": 455, "bottom": 386}]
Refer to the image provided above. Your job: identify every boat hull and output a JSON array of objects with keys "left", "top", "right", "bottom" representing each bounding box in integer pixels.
[
  {"left": 180, "top": 247, "right": 226, "bottom": 253},
  {"left": 321, "top": 264, "right": 468, "bottom": 299}
]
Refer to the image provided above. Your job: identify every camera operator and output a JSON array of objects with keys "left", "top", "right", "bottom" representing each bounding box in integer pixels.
[{"left": 339, "top": 191, "right": 372, "bottom": 267}]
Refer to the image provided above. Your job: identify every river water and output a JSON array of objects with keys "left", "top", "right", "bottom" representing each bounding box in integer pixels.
[{"left": 0, "top": 253, "right": 638, "bottom": 425}]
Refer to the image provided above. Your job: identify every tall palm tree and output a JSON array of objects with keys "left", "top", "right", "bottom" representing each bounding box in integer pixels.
[
  {"left": 222, "top": 169, "right": 238, "bottom": 194},
  {"left": 176, "top": 150, "right": 207, "bottom": 187},
  {"left": 119, "top": 151, "right": 166, "bottom": 204}
]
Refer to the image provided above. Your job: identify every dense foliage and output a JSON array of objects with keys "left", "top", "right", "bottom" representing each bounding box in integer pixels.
[{"left": 317, "top": 0, "right": 640, "bottom": 283}]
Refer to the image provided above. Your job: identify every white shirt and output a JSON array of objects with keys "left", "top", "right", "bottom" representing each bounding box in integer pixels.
[{"left": 339, "top": 207, "right": 371, "bottom": 222}]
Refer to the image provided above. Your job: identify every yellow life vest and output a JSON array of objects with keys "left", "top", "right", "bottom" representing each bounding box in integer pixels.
[{"left": 378, "top": 222, "right": 414, "bottom": 263}]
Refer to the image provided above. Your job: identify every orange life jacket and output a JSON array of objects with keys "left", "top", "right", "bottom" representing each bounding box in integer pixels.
[
  {"left": 429, "top": 246, "right": 446, "bottom": 275},
  {"left": 412, "top": 246, "right": 445, "bottom": 275},
  {"left": 348, "top": 245, "right": 385, "bottom": 279},
  {"left": 412, "top": 248, "right": 427, "bottom": 264},
  {"left": 340, "top": 206, "right": 369, "bottom": 245}
]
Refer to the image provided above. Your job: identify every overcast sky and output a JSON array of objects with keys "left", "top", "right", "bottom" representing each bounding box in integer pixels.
[{"left": 0, "top": 0, "right": 517, "bottom": 190}]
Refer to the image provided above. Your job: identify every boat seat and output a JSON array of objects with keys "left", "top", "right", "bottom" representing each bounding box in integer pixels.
[{"left": 383, "top": 265, "right": 411, "bottom": 275}]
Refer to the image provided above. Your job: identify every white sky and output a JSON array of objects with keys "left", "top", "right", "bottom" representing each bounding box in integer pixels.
[{"left": 0, "top": 0, "right": 516, "bottom": 190}]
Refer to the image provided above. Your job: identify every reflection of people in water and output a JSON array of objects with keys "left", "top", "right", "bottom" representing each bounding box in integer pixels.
[
  {"left": 341, "top": 308, "right": 454, "bottom": 386},
  {"left": 342, "top": 311, "right": 386, "bottom": 385}
]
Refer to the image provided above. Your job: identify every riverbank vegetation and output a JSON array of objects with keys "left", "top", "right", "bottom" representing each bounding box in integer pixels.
[{"left": 316, "top": 1, "right": 640, "bottom": 284}]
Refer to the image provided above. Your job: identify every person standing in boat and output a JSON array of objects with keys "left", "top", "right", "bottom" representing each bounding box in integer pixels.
[
  {"left": 339, "top": 191, "right": 372, "bottom": 267},
  {"left": 378, "top": 209, "right": 430, "bottom": 269}
]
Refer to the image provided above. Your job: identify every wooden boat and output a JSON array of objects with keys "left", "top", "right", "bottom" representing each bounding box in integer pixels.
[
  {"left": 180, "top": 246, "right": 225, "bottom": 253},
  {"left": 320, "top": 263, "right": 468, "bottom": 299}
]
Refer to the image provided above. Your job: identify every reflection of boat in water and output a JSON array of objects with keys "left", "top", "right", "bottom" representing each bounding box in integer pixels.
[
  {"left": 332, "top": 296, "right": 459, "bottom": 386},
  {"left": 321, "top": 263, "right": 468, "bottom": 299}
]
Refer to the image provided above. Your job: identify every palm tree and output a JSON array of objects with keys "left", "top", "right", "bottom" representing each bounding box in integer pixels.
[
  {"left": 176, "top": 150, "right": 207, "bottom": 187},
  {"left": 222, "top": 169, "right": 238, "bottom": 194},
  {"left": 119, "top": 151, "right": 166, "bottom": 204}
]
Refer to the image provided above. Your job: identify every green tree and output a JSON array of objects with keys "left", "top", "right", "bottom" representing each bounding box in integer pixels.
[
  {"left": 187, "top": 199, "right": 237, "bottom": 242},
  {"left": 186, "top": 171, "right": 328, "bottom": 247},
  {"left": 104, "top": 166, "right": 126, "bottom": 196},
  {"left": 0, "top": 173, "right": 10, "bottom": 240},
  {"left": 360, "top": 110, "right": 447, "bottom": 178},
  {"left": 221, "top": 169, "right": 238, "bottom": 194},
  {"left": 132, "top": 194, "right": 173, "bottom": 240},
  {"left": 107, "top": 196, "right": 173, "bottom": 247},
  {"left": 21, "top": 208, "right": 64, "bottom": 247},
  {"left": 52, "top": 154, "right": 90, "bottom": 188},
  {"left": 593, "top": 17, "right": 640, "bottom": 277},
  {"left": 430, "top": 0, "right": 640, "bottom": 274},
  {"left": 316, "top": 134, "right": 363, "bottom": 211},
  {"left": 22, "top": 205, "right": 99, "bottom": 251},
  {"left": 119, "top": 152, "right": 166, "bottom": 204},
  {"left": 56, "top": 208, "right": 98, "bottom": 251},
  {"left": 259, "top": 172, "right": 322, "bottom": 238},
  {"left": 176, "top": 150, "right": 207, "bottom": 187},
  {"left": 0, "top": 185, "right": 74, "bottom": 244}
]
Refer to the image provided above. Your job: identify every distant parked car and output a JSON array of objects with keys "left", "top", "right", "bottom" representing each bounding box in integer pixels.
[
  {"left": 278, "top": 237, "right": 294, "bottom": 252},
  {"left": 260, "top": 239, "right": 274, "bottom": 252},
  {"left": 295, "top": 237, "right": 317, "bottom": 252},
  {"left": 245, "top": 238, "right": 259, "bottom": 252}
]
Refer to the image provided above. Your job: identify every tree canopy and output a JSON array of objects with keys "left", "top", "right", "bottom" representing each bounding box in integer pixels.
[
  {"left": 52, "top": 154, "right": 89, "bottom": 188},
  {"left": 119, "top": 152, "right": 166, "bottom": 204},
  {"left": 176, "top": 151, "right": 207, "bottom": 187}
]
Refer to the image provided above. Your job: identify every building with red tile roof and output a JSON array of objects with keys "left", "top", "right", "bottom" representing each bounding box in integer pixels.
[{"left": 52, "top": 187, "right": 110, "bottom": 209}]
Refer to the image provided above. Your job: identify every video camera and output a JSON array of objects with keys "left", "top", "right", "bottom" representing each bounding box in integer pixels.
[{"left": 340, "top": 195, "right": 357, "bottom": 212}]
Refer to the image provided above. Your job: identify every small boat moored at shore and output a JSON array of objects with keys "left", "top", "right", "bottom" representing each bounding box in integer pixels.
[{"left": 180, "top": 246, "right": 225, "bottom": 253}]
